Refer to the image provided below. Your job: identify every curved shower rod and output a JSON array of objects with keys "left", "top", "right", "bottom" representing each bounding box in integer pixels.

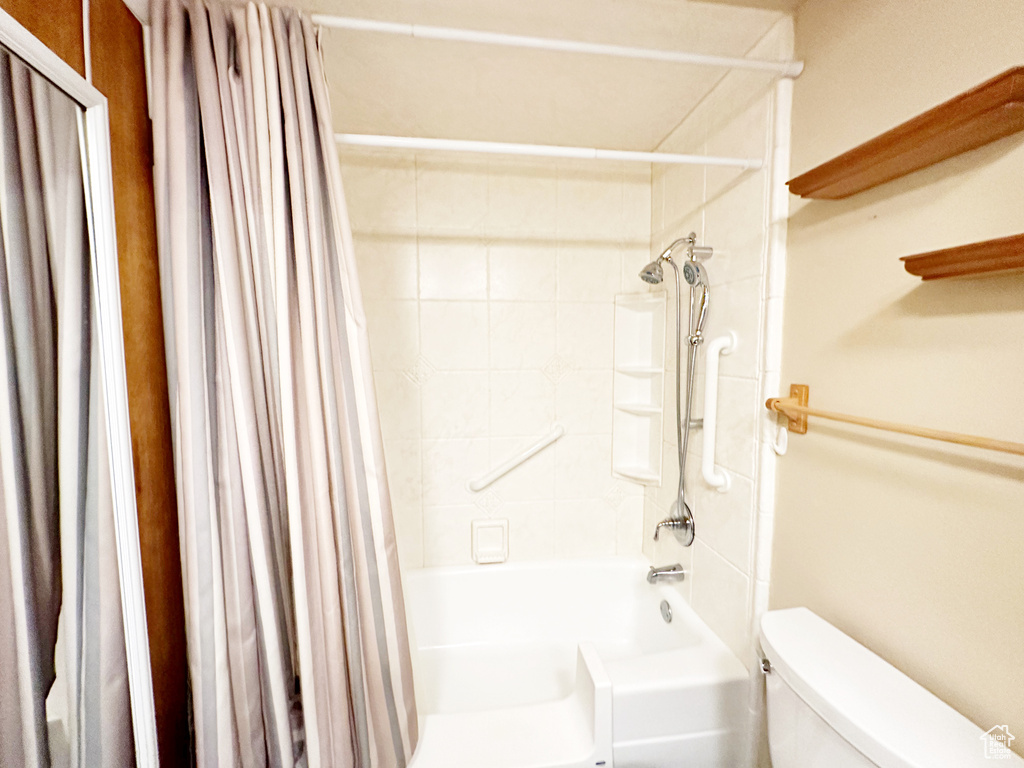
[{"left": 311, "top": 15, "right": 804, "bottom": 77}]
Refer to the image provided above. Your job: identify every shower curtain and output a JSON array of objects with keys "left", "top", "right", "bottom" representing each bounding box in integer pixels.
[
  {"left": 150, "top": 2, "right": 418, "bottom": 766},
  {"left": 0, "top": 50, "right": 134, "bottom": 767}
]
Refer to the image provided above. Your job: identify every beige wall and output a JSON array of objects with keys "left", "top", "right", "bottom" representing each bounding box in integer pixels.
[{"left": 772, "top": 0, "right": 1024, "bottom": 755}]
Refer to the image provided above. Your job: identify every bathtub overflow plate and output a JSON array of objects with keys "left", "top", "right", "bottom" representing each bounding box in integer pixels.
[{"left": 660, "top": 599, "right": 672, "bottom": 623}]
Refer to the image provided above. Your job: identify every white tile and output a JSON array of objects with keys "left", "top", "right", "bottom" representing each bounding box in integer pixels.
[
  {"left": 661, "top": 163, "right": 706, "bottom": 232},
  {"left": 486, "top": 165, "right": 558, "bottom": 237},
  {"left": 504, "top": 501, "right": 555, "bottom": 561},
  {"left": 622, "top": 248, "right": 657, "bottom": 295},
  {"left": 701, "top": 276, "right": 763, "bottom": 380},
  {"left": 489, "top": 245, "right": 557, "bottom": 301},
  {"left": 391, "top": 495, "right": 423, "bottom": 570},
  {"left": 641, "top": 502, "right": 656, "bottom": 562},
  {"left": 557, "top": 245, "right": 623, "bottom": 302},
  {"left": 703, "top": 171, "right": 768, "bottom": 286},
  {"left": 374, "top": 372, "right": 421, "bottom": 442},
  {"left": 713, "top": 376, "right": 760, "bottom": 480},
  {"left": 364, "top": 300, "right": 419, "bottom": 371},
  {"left": 488, "top": 435, "right": 556, "bottom": 503},
  {"left": 489, "top": 371, "right": 556, "bottom": 438},
  {"left": 556, "top": 369, "right": 613, "bottom": 435},
  {"left": 694, "top": 472, "right": 755, "bottom": 575},
  {"left": 555, "top": 434, "right": 613, "bottom": 500},
  {"left": 383, "top": 438, "right": 421, "bottom": 512},
  {"left": 420, "top": 301, "right": 489, "bottom": 370},
  {"left": 416, "top": 163, "right": 489, "bottom": 234},
  {"left": 652, "top": 440, "right": 680, "bottom": 519},
  {"left": 423, "top": 505, "right": 477, "bottom": 566},
  {"left": 490, "top": 302, "right": 557, "bottom": 369},
  {"left": 554, "top": 499, "right": 617, "bottom": 558},
  {"left": 421, "top": 438, "right": 490, "bottom": 507},
  {"left": 616, "top": 495, "right": 645, "bottom": 557},
  {"left": 353, "top": 237, "right": 418, "bottom": 299},
  {"left": 651, "top": 168, "right": 666, "bottom": 237},
  {"left": 690, "top": 540, "right": 751, "bottom": 662},
  {"left": 421, "top": 372, "right": 489, "bottom": 439},
  {"left": 339, "top": 159, "right": 417, "bottom": 235},
  {"left": 557, "top": 303, "right": 614, "bottom": 370},
  {"left": 419, "top": 240, "right": 488, "bottom": 300},
  {"left": 556, "top": 172, "right": 623, "bottom": 241},
  {"left": 622, "top": 172, "right": 652, "bottom": 243}
]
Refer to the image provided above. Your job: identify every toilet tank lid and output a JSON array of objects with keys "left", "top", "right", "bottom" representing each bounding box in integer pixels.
[{"left": 760, "top": 608, "right": 1024, "bottom": 768}]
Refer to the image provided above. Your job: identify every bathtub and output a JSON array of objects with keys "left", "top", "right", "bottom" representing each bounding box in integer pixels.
[{"left": 403, "top": 558, "right": 749, "bottom": 768}]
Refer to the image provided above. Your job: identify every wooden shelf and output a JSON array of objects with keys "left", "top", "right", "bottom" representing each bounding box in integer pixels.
[
  {"left": 788, "top": 67, "right": 1024, "bottom": 200},
  {"left": 900, "top": 232, "right": 1024, "bottom": 280}
]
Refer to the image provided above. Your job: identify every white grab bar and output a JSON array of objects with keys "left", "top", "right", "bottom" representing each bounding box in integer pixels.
[
  {"left": 468, "top": 424, "right": 566, "bottom": 492},
  {"left": 702, "top": 332, "right": 737, "bottom": 492}
]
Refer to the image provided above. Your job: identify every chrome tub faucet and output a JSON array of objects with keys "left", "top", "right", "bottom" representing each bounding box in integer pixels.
[{"left": 647, "top": 563, "right": 686, "bottom": 584}]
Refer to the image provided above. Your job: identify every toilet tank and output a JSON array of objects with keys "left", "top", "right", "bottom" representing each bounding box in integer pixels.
[{"left": 759, "top": 607, "right": 1024, "bottom": 768}]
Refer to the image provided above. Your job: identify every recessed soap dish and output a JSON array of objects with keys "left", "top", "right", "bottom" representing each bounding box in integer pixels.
[{"left": 472, "top": 519, "right": 508, "bottom": 564}]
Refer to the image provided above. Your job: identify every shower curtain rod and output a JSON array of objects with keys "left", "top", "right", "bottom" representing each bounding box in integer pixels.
[
  {"left": 335, "top": 133, "right": 763, "bottom": 169},
  {"left": 310, "top": 15, "right": 804, "bottom": 78}
]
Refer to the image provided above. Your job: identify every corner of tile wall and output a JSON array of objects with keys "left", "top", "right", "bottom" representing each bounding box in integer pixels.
[{"left": 644, "top": 17, "right": 794, "bottom": 668}]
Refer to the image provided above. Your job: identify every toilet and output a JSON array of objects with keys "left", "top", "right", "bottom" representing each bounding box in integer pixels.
[{"left": 760, "top": 607, "right": 1024, "bottom": 768}]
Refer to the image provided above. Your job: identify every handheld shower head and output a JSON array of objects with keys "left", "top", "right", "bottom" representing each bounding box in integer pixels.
[
  {"left": 682, "top": 261, "right": 707, "bottom": 288},
  {"left": 683, "top": 260, "right": 710, "bottom": 339},
  {"left": 639, "top": 260, "right": 664, "bottom": 284}
]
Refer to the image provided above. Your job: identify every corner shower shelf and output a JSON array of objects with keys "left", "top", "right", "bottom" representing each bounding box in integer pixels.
[
  {"left": 787, "top": 66, "right": 1024, "bottom": 199},
  {"left": 612, "top": 294, "right": 666, "bottom": 486},
  {"left": 900, "top": 232, "right": 1024, "bottom": 280}
]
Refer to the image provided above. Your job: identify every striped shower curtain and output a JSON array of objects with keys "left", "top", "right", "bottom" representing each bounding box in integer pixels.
[
  {"left": 150, "top": 2, "right": 418, "bottom": 766},
  {"left": 0, "top": 48, "right": 134, "bottom": 767}
]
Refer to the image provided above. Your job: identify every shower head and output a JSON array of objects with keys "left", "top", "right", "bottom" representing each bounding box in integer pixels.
[
  {"left": 682, "top": 260, "right": 708, "bottom": 288},
  {"left": 639, "top": 260, "right": 664, "bottom": 284},
  {"left": 683, "top": 260, "right": 710, "bottom": 339}
]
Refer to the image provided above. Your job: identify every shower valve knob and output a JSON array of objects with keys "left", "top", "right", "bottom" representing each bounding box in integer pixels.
[{"left": 653, "top": 518, "right": 686, "bottom": 541}]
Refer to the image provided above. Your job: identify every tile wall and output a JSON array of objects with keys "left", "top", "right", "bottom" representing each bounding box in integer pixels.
[
  {"left": 642, "top": 17, "right": 793, "bottom": 669},
  {"left": 340, "top": 152, "right": 653, "bottom": 569}
]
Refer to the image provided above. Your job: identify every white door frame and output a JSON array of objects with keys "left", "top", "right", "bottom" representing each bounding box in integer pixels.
[{"left": 0, "top": 8, "right": 159, "bottom": 767}]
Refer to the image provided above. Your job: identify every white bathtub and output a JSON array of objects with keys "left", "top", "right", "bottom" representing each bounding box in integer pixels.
[{"left": 403, "top": 558, "right": 749, "bottom": 768}]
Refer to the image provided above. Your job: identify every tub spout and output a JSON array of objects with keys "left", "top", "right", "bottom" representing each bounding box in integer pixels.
[{"left": 647, "top": 564, "right": 686, "bottom": 584}]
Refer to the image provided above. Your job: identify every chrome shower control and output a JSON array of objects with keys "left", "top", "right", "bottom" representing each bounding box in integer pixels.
[
  {"left": 647, "top": 564, "right": 686, "bottom": 584},
  {"left": 660, "top": 600, "right": 673, "bottom": 623}
]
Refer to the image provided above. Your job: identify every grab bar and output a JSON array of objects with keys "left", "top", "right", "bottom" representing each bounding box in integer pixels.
[
  {"left": 467, "top": 423, "right": 566, "bottom": 492},
  {"left": 702, "top": 332, "right": 737, "bottom": 492}
]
